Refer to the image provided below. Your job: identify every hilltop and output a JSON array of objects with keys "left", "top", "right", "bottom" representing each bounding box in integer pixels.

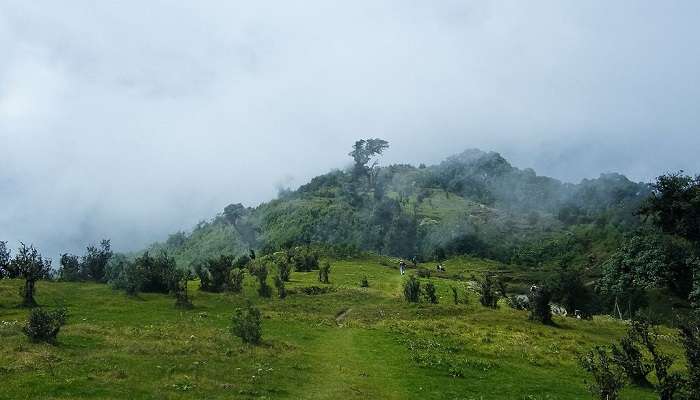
[{"left": 147, "top": 146, "right": 649, "bottom": 271}]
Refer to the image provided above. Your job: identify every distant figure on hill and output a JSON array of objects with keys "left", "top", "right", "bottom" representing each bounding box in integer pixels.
[
  {"left": 436, "top": 264, "right": 445, "bottom": 272},
  {"left": 399, "top": 260, "right": 406, "bottom": 275},
  {"left": 411, "top": 256, "right": 417, "bottom": 267}
]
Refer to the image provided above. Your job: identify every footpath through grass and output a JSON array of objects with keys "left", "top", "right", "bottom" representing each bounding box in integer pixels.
[{"left": 0, "top": 258, "right": 662, "bottom": 399}]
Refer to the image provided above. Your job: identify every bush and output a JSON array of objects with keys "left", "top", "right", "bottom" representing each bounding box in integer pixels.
[
  {"left": 132, "top": 251, "right": 179, "bottom": 294},
  {"left": 230, "top": 301, "right": 262, "bottom": 345},
  {"left": 423, "top": 281, "right": 438, "bottom": 304},
  {"left": 629, "top": 317, "right": 684, "bottom": 399},
  {"left": 196, "top": 255, "right": 235, "bottom": 292},
  {"left": 360, "top": 275, "right": 369, "bottom": 288},
  {"left": 479, "top": 274, "right": 504, "bottom": 308},
  {"left": 229, "top": 268, "right": 245, "bottom": 294},
  {"left": 251, "top": 263, "right": 272, "bottom": 298},
  {"left": 274, "top": 276, "right": 287, "bottom": 299},
  {"left": 528, "top": 285, "right": 553, "bottom": 325},
  {"left": 579, "top": 346, "right": 626, "bottom": 400},
  {"left": 319, "top": 262, "right": 331, "bottom": 284},
  {"left": 277, "top": 259, "right": 292, "bottom": 282},
  {"left": 23, "top": 308, "right": 67, "bottom": 343},
  {"left": 403, "top": 276, "right": 420, "bottom": 303},
  {"left": 611, "top": 335, "right": 652, "bottom": 387},
  {"left": 290, "top": 247, "right": 319, "bottom": 272}
]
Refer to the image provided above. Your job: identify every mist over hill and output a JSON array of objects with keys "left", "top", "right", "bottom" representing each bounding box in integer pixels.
[{"left": 147, "top": 146, "right": 650, "bottom": 268}]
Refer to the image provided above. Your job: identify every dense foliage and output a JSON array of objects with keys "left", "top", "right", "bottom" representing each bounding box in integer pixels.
[{"left": 23, "top": 307, "right": 68, "bottom": 343}]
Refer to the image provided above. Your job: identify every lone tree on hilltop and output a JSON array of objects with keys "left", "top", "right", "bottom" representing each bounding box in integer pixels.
[{"left": 349, "top": 138, "right": 389, "bottom": 186}]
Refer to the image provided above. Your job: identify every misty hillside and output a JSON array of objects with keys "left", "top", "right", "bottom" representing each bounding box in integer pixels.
[{"left": 147, "top": 148, "right": 650, "bottom": 268}]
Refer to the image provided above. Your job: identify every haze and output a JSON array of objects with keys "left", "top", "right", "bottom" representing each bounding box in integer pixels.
[{"left": 1, "top": 1, "right": 699, "bottom": 258}]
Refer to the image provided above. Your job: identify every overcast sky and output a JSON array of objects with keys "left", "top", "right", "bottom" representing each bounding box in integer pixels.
[{"left": 1, "top": 1, "right": 699, "bottom": 258}]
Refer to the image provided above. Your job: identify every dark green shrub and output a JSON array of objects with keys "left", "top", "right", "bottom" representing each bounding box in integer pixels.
[
  {"left": 277, "top": 259, "right": 292, "bottom": 282},
  {"left": 251, "top": 264, "right": 271, "bottom": 298},
  {"left": 403, "top": 276, "right": 420, "bottom": 303},
  {"left": 291, "top": 247, "right": 319, "bottom": 272},
  {"left": 423, "top": 281, "right": 438, "bottom": 304},
  {"left": 132, "top": 251, "right": 179, "bottom": 294},
  {"left": 479, "top": 274, "right": 504, "bottom": 309},
  {"left": 230, "top": 301, "right": 262, "bottom": 345},
  {"left": 23, "top": 307, "right": 67, "bottom": 343},
  {"left": 360, "top": 275, "right": 369, "bottom": 288},
  {"left": 229, "top": 268, "right": 245, "bottom": 293},
  {"left": 528, "top": 285, "right": 553, "bottom": 325},
  {"left": 611, "top": 335, "right": 652, "bottom": 387},
  {"left": 123, "top": 261, "right": 144, "bottom": 296},
  {"left": 630, "top": 317, "right": 684, "bottom": 400},
  {"left": 274, "top": 276, "right": 287, "bottom": 299},
  {"left": 196, "top": 255, "right": 235, "bottom": 292},
  {"left": 319, "top": 262, "right": 331, "bottom": 284},
  {"left": 579, "top": 346, "right": 625, "bottom": 400}
]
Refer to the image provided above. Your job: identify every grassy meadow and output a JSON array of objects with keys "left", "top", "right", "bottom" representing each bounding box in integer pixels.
[{"left": 0, "top": 257, "right": 669, "bottom": 399}]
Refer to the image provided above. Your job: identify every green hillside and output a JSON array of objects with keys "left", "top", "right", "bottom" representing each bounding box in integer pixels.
[
  {"left": 146, "top": 148, "right": 649, "bottom": 273},
  {"left": 0, "top": 256, "right": 671, "bottom": 399}
]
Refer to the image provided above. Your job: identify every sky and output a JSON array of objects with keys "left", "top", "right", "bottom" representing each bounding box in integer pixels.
[{"left": 1, "top": 1, "right": 699, "bottom": 258}]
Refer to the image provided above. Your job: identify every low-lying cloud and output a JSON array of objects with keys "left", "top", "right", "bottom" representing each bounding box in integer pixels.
[{"left": 1, "top": 1, "right": 699, "bottom": 258}]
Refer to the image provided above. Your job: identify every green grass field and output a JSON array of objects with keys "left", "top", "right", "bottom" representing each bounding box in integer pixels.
[{"left": 0, "top": 258, "right": 667, "bottom": 399}]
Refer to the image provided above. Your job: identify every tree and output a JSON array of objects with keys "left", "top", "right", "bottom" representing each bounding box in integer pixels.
[
  {"left": 0, "top": 241, "right": 10, "bottom": 279},
  {"left": 195, "top": 255, "right": 235, "bottom": 292},
  {"left": 319, "top": 262, "right": 331, "bottom": 284},
  {"left": 59, "top": 253, "right": 81, "bottom": 282},
  {"left": 223, "top": 203, "right": 246, "bottom": 227},
  {"left": 528, "top": 285, "right": 553, "bottom": 325},
  {"left": 348, "top": 138, "right": 389, "bottom": 185},
  {"left": 579, "top": 346, "right": 626, "bottom": 400},
  {"left": 11, "top": 243, "right": 51, "bottom": 307},
  {"left": 597, "top": 232, "right": 698, "bottom": 315},
  {"left": 81, "top": 239, "right": 113, "bottom": 282},
  {"left": 423, "top": 281, "right": 438, "bottom": 304},
  {"left": 639, "top": 172, "right": 700, "bottom": 243},
  {"left": 611, "top": 330, "right": 653, "bottom": 387},
  {"left": 630, "top": 317, "right": 685, "bottom": 400},
  {"left": 251, "top": 263, "right": 271, "bottom": 298},
  {"left": 274, "top": 276, "right": 287, "bottom": 299},
  {"left": 479, "top": 274, "right": 505, "bottom": 308}
]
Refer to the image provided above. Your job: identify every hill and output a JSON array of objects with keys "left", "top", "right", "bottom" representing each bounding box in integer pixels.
[{"left": 147, "top": 147, "right": 650, "bottom": 271}]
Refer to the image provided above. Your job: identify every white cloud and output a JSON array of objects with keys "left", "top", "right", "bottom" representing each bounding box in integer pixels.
[{"left": 0, "top": 0, "right": 699, "bottom": 257}]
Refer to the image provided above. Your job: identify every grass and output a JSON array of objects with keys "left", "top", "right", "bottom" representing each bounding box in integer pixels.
[{"left": 0, "top": 257, "right": 668, "bottom": 399}]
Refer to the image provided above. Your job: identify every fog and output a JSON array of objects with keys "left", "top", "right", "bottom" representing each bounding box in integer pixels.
[{"left": 1, "top": 1, "right": 699, "bottom": 258}]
